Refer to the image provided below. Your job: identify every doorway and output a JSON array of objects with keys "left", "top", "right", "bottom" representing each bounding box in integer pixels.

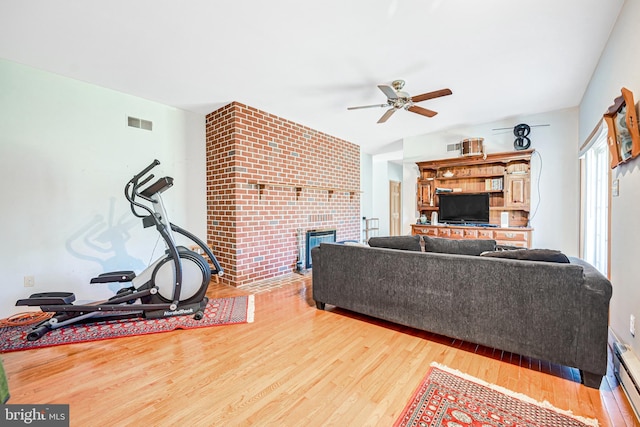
[{"left": 389, "top": 180, "right": 401, "bottom": 236}]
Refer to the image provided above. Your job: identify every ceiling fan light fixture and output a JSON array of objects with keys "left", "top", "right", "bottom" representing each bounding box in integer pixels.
[{"left": 391, "top": 80, "right": 405, "bottom": 91}]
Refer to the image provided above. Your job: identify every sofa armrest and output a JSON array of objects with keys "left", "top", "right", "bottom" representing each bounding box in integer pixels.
[
  {"left": 568, "top": 256, "right": 612, "bottom": 377},
  {"left": 568, "top": 256, "right": 612, "bottom": 298},
  {"left": 311, "top": 246, "right": 325, "bottom": 308}
]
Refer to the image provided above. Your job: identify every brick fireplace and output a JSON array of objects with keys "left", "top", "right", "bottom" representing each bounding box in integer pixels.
[{"left": 205, "top": 102, "right": 360, "bottom": 287}]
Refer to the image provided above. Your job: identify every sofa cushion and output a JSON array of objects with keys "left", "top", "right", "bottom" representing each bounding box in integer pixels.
[
  {"left": 423, "top": 235, "right": 496, "bottom": 256},
  {"left": 368, "top": 235, "right": 422, "bottom": 252},
  {"left": 480, "top": 248, "right": 570, "bottom": 263}
]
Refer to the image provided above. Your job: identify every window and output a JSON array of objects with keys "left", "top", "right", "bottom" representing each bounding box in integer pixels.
[{"left": 580, "top": 122, "right": 610, "bottom": 276}]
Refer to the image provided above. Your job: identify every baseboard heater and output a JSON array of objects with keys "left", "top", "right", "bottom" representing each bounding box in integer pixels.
[{"left": 613, "top": 341, "right": 640, "bottom": 420}]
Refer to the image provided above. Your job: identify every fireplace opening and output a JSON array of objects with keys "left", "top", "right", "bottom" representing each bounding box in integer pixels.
[{"left": 305, "top": 229, "right": 336, "bottom": 269}]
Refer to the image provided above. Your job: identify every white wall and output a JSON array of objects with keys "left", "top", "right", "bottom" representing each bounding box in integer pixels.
[
  {"left": 0, "top": 59, "right": 206, "bottom": 317},
  {"left": 402, "top": 108, "right": 580, "bottom": 253},
  {"left": 360, "top": 151, "right": 373, "bottom": 242},
  {"left": 370, "top": 154, "right": 403, "bottom": 237},
  {"left": 579, "top": 0, "right": 640, "bottom": 356},
  {"left": 371, "top": 159, "right": 390, "bottom": 236}
]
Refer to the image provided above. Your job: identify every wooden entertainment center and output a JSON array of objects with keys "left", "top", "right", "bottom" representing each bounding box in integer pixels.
[{"left": 411, "top": 149, "right": 534, "bottom": 248}]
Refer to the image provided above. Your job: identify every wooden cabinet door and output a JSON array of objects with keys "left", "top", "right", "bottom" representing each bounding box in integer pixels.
[
  {"left": 417, "top": 181, "right": 433, "bottom": 208},
  {"left": 504, "top": 174, "right": 530, "bottom": 209}
]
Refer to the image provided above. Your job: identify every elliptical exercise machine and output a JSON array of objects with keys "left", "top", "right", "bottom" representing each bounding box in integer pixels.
[{"left": 16, "top": 159, "right": 224, "bottom": 341}]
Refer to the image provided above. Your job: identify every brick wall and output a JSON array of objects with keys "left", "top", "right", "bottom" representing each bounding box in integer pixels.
[{"left": 205, "top": 102, "right": 360, "bottom": 287}]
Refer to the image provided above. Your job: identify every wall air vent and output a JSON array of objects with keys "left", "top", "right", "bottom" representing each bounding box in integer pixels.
[
  {"left": 127, "top": 116, "right": 153, "bottom": 131},
  {"left": 447, "top": 143, "right": 461, "bottom": 152}
]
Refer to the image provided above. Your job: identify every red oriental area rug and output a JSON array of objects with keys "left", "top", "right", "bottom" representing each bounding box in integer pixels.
[
  {"left": 394, "top": 363, "right": 599, "bottom": 427},
  {"left": 0, "top": 295, "right": 254, "bottom": 353}
]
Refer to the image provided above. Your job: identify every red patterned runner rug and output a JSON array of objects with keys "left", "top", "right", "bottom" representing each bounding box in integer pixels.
[
  {"left": 0, "top": 295, "right": 254, "bottom": 353},
  {"left": 394, "top": 363, "right": 599, "bottom": 427}
]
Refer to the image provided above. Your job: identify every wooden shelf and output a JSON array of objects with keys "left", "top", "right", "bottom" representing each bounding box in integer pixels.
[
  {"left": 251, "top": 181, "right": 360, "bottom": 200},
  {"left": 416, "top": 149, "right": 534, "bottom": 170},
  {"left": 432, "top": 173, "right": 506, "bottom": 180},
  {"left": 436, "top": 190, "right": 503, "bottom": 195},
  {"left": 490, "top": 206, "right": 525, "bottom": 211},
  {"left": 416, "top": 150, "right": 533, "bottom": 227}
]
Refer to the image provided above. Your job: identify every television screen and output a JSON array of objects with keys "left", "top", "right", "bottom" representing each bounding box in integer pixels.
[{"left": 438, "top": 193, "right": 490, "bottom": 224}]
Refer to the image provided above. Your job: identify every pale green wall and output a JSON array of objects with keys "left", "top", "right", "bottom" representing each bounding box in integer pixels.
[{"left": 0, "top": 59, "right": 206, "bottom": 317}]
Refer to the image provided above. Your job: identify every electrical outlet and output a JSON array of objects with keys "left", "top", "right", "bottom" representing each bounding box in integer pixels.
[
  {"left": 24, "top": 275, "right": 35, "bottom": 287},
  {"left": 631, "top": 314, "right": 636, "bottom": 338}
]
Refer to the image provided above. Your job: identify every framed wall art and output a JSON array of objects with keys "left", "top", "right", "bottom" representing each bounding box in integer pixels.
[{"left": 603, "top": 87, "right": 640, "bottom": 168}]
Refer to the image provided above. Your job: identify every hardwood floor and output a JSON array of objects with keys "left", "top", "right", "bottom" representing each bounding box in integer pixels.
[{"left": 2, "top": 274, "right": 639, "bottom": 426}]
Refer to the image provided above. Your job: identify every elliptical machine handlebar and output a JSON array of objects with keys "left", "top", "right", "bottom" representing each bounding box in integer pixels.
[
  {"left": 133, "top": 159, "right": 160, "bottom": 185},
  {"left": 125, "top": 159, "right": 225, "bottom": 279},
  {"left": 125, "top": 160, "right": 162, "bottom": 219}
]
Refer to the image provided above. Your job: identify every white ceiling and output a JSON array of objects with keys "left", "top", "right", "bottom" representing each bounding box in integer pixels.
[{"left": 0, "top": 0, "right": 624, "bottom": 154}]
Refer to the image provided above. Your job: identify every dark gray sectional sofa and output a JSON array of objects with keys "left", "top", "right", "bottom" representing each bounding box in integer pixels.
[{"left": 311, "top": 236, "right": 612, "bottom": 388}]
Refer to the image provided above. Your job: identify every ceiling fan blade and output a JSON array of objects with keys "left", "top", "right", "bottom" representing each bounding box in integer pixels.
[
  {"left": 377, "top": 108, "right": 397, "bottom": 123},
  {"left": 347, "top": 103, "right": 388, "bottom": 110},
  {"left": 407, "top": 105, "right": 438, "bottom": 118},
  {"left": 410, "top": 88, "right": 452, "bottom": 103},
  {"left": 378, "top": 84, "right": 398, "bottom": 100}
]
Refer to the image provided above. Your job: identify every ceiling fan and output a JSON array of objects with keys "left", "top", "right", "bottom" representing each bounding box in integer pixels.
[{"left": 347, "top": 80, "right": 452, "bottom": 123}]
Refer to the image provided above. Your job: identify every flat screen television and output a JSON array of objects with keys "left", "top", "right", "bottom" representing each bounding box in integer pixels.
[{"left": 438, "top": 193, "right": 490, "bottom": 224}]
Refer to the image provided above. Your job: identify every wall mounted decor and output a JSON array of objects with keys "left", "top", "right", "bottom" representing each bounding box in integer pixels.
[
  {"left": 513, "top": 123, "right": 531, "bottom": 150},
  {"left": 603, "top": 87, "right": 640, "bottom": 168}
]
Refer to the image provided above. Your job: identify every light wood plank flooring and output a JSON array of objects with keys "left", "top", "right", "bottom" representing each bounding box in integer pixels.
[{"left": 2, "top": 274, "right": 638, "bottom": 426}]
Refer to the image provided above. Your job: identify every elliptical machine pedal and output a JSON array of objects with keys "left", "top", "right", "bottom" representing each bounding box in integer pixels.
[
  {"left": 90, "top": 271, "right": 136, "bottom": 284},
  {"left": 16, "top": 292, "right": 76, "bottom": 306}
]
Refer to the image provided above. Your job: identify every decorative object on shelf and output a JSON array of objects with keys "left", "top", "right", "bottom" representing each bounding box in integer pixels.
[
  {"left": 500, "top": 211, "right": 509, "bottom": 228},
  {"left": 347, "top": 79, "right": 452, "bottom": 123},
  {"left": 430, "top": 212, "right": 438, "bottom": 225},
  {"left": 419, "top": 213, "right": 428, "bottom": 224},
  {"left": 603, "top": 87, "right": 640, "bottom": 168},
  {"left": 443, "top": 170, "right": 454, "bottom": 177},
  {"left": 484, "top": 177, "right": 503, "bottom": 191},
  {"left": 435, "top": 187, "right": 453, "bottom": 193},
  {"left": 460, "top": 137, "right": 484, "bottom": 157}
]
